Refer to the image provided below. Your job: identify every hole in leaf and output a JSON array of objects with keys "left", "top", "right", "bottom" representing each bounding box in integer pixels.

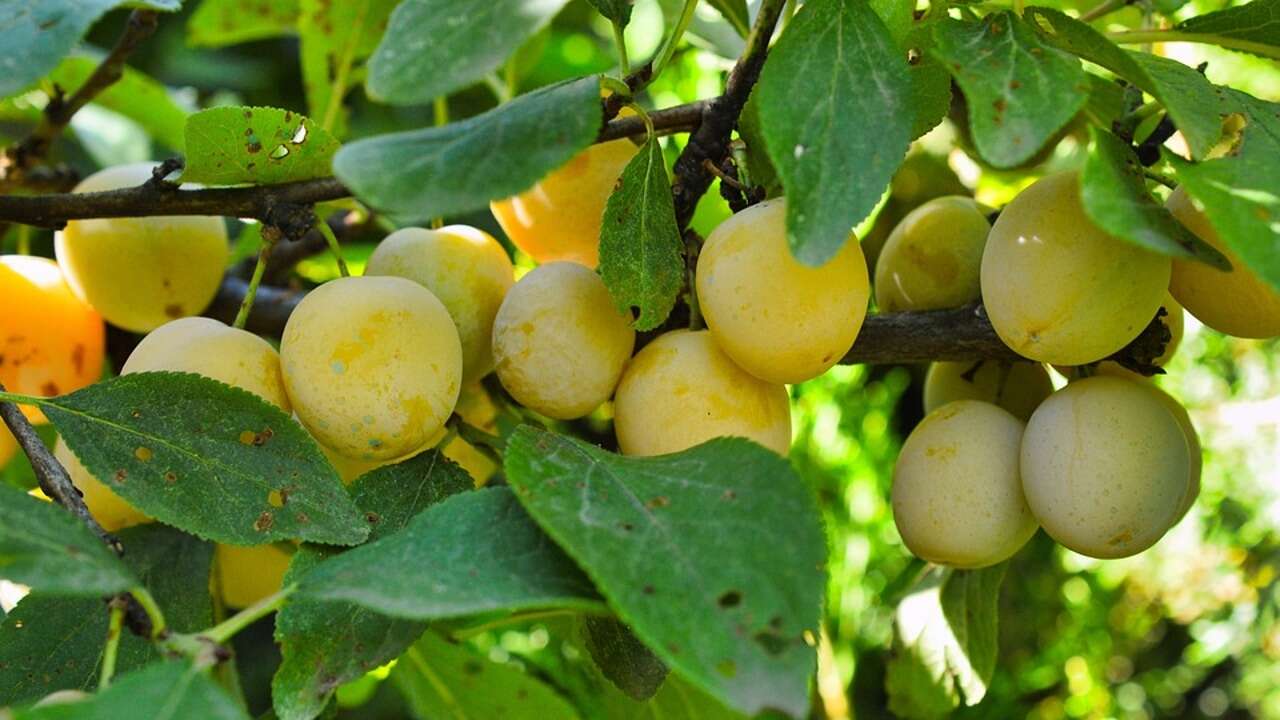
[
  {"left": 268, "top": 490, "right": 285, "bottom": 508},
  {"left": 718, "top": 591, "right": 742, "bottom": 609},
  {"left": 270, "top": 145, "right": 290, "bottom": 160},
  {"left": 753, "top": 631, "right": 790, "bottom": 657},
  {"left": 291, "top": 124, "right": 308, "bottom": 144}
]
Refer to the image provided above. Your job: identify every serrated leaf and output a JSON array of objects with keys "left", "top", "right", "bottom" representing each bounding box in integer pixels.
[
  {"left": 295, "top": 486, "right": 602, "bottom": 619},
  {"left": 1025, "top": 8, "right": 1225, "bottom": 160},
  {"left": 188, "top": 0, "right": 300, "bottom": 47},
  {"left": 181, "top": 106, "right": 339, "bottom": 186},
  {"left": 932, "top": 12, "right": 1087, "bottom": 169},
  {"left": 13, "top": 661, "right": 248, "bottom": 720},
  {"left": 504, "top": 427, "right": 825, "bottom": 719},
  {"left": 757, "top": 0, "right": 911, "bottom": 266},
  {"left": 1175, "top": 0, "right": 1280, "bottom": 58},
  {"left": 44, "top": 372, "right": 367, "bottom": 546},
  {"left": 272, "top": 451, "right": 472, "bottom": 720},
  {"left": 1082, "top": 127, "right": 1230, "bottom": 268},
  {"left": 334, "top": 77, "right": 602, "bottom": 225},
  {"left": 584, "top": 616, "right": 669, "bottom": 701},
  {"left": 0, "top": 484, "right": 135, "bottom": 595},
  {"left": 0, "top": 526, "right": 212, "bottom": 705},
  {"left": 298, "top": 0, "right": 398, "bottom": 137},
  {"left": 1167, "top": 88, "right": 1280, "bottom": 291},
  {"left": 47, "top": 55, "right": 189, "bottom": 151},
  {"left": 586, "top": 0, "right": 633, "bottom": 25},
  {"left": 0, "top": 0, "right": 181, "bottom": 98},
  {"left": 367, "top": 0, "right": 572, "bottom": 105},
  {"left": 598, "top": 137, "right": 683, "bottom": 331},
  {"left": 392, "top": 630, "right": 582, "bottom": 719},
  {"left": 885, "top": 565, "right": 1006, "bottom": 718}
]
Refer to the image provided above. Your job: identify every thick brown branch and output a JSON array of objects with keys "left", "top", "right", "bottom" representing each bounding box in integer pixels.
[
  {"left": 841, "top": 305, "right": 1025, "bottom": 364},
  {"left": 1, "top": 10, "right": 160, "bottom": 190},
  {"left": 670, "top": 0, "right": 786, "bottom": 227},
  {"left": 0, "top": 383, "right": 121, "bottom": 552}
]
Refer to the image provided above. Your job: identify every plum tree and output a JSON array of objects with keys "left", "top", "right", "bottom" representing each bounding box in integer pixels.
[
  {"left": 281, "top": 275, "right": 462, "bottom": 461},
  {"left": 0, "top": 255, "right": 105, "bottom": 423},
  {"left": 981, "top": 172, "right": 1171, "bottom": 365},
  {"left": 54, "top": 163, "right": 229, "bottom": 333},
  {"left": 215, "top": 543, "right": 294, "bottom": 609},
  {"left": 696, "top": 198, "right": 870, "bottom": 384},
  {"left": 365, "top": 225, "right": 514, "bottom": 382},
  {"left": 891, "top": 401, "right": 1036, "bottom": 568},
  {"left": 122, "top": 317, "right": 291, "bottom": 409},
  {"left": 490, "top": 139, "right": 638, "bottom": 268},
  {"left": 491, "top": 262, "right": 634, "bottom": 419},
  {"left": 1021, "top": 376, "right": 1190, "bottom": 559},
  {"left": 923, "top": 360, "right": 1053, "bottom": 422},
  {"left": 874, "top": 196, "right": 990, "bottom": 312},
  {"left": 1167, "top": 187, "right": 1280, "bottom": 338},
  {"left": 613, "top": 329, "right": 791, "bottom": 456}
]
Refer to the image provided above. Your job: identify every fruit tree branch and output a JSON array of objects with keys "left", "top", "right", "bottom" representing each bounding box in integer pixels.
[{"left": 0, "top": 10, "right": 160, "bottom": 191}]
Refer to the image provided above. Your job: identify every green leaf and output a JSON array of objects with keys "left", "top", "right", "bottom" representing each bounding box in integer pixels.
[
  {"left": 0, "top": 484, "right": 135, "bottom": 595},
  {"left": 45, "top": 372, "right": 368, "bottom": 547},
  {"left": 13, "top": 661, "right": 248, "bottom": 720},
  {"left": 584, "top": 616, "right": 669, "bottom": 702},
  {"left": 757, "top": 0, "right": 912, "bottom": 266},
  {"left": 706, "top": 0, "right": 750, "bottom": 37},
  {"left": 870, "top": 0, "right": 914, "bottom": 44},
  {"left": 392, "top": 630, "right": 581, "bottom": 719},
  {"left": 188, "top": 0, "right": 301, "bottom": 47},
  {"left": 0, "top": 0, "right": 181, "bottom": 98},
  {"left": 1082, "top": 127, "right": 1230, "bottom": 269},
  {"left": 932, "top": 12, "right": 1088, "bottom": 169},
  {"left": 907, "top": 21, "right": 953, "bottom": 141},
  {"left": 334, "top": 77, "right": 602, "bottom": 225},
  {"left": 181, "top": 106, "right": 340, "bottom": 186},
  {"left": 586, "top": 0, "right": 633, "bottom": 26},
  {"left": 295, "top": 486, "right": 602, "bottom": 619},
  {"left": 1175, "top": 0, "right": 1280, "bottom": 58},
  {"left": 367, "top": 0, "right": 572, "bottom": 105},
  {"left": 0, "top": 526, "right": 213, "bottom": 706},
  {"left": 298, "top": 0, "right": 399, "bottom": 137},
  {"left": 598, "top": 137, "right": 683, "bottom": 331},
  {"left": 737, "top": 92, "right": 782, "bottom": 198},
  {"left": 272, "top": 451, "right": 472, "bottom": 720},
  {"left": 1025, "top": 8, "right": 1225, "bottom": 160},
  {"left": 46, "top": 56, "right": 189, "bottom": 151},
  {"left": 1167, "top": 88, "right": 1280, "bottom": 291},
  {"left": 885, "top": 565, "right": 1006, "bottom": 718},
  {"left": 504, "top": 427, "right": 826, "bottom": 719}
]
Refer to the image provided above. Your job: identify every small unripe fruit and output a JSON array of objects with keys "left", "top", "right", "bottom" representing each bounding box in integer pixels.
[
  {"left": 697, "top": 198, "right": 870, "bottom": 384},
  {"left": 1021, "top": 376, "right": 1189, "bottom": 559},
  {"left": 0, "top": 255, "right": 105, "bottom": 423},
  {"left": 122, "top": 317, "right": 291, "bottom": 410},
  {"left": 891, "top": 401, "right": 1036, "bottom": 568},
  {"left": 492, "top": 262, "right": 634, "bottom": 420},
  {"left": 55, "top": 163, "right": 229, "bottom": 332},
  {"left": 614, "top": 330, "right": 791, "bottom": 456},
  {"left": 282, "top": 275, "right": 463, "bottom": 461},
  {"left": 490, "top": 139, "right": 638, "bottom": 268},
  {"left": 923, "top": 360, "right": 1053, "bottom": 422},
  {"left": 365, "top": 225, "right": 514, "bottom": 382},
  {"left": 216, "top": 542, "right": 293, "bottom": 608},
  {"left": 874, "top": 196, "right": 990, "bottom": 312},
  {"left": 1167, "top": 186, "right": 1280, "bottom": 338},
  {"left": 981, "top": 172, "right": 1171, "bottom": 364},
  {"left": 55, "top": 438, "right": 150, "bottom": 531}
]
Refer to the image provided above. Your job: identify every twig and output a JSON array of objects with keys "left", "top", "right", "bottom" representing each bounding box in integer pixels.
[
  {"left": 1079, "top": 0, "right": 1136, "bottom": 22},
  {"left": 0, "top": 383, "right": 120, "bottom": 551},
  {"left": 670, "top": 0, "right": 787, "bottom": 227},
  {"left": 0, "top": 10, "right": 160, "bottom": 190},
  {"left": 99, "top": 599, "right": 127, "bottom": 690}
]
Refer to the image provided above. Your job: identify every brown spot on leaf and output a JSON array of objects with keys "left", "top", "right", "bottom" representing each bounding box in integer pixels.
[{"left": 254, "top": 511, "right": 274, "bottom": 532}]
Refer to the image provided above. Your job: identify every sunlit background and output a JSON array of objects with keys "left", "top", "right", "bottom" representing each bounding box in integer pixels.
[{"left": 2, "top": 0, "right": 1278, "bottom": 717}]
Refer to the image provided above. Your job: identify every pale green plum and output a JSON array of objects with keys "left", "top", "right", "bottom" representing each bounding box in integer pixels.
[
  {"left": 923, "top": 360, "right": 1053, "bottom": 422},
  {"left": 981, "top": 172, "right": 1170, "bottom": 365},
  {"left": 875, "top": 196, "right": 991, "bottom": 312},
  {"left": 492, "top": 262, "right": 634, "bottom": 420},
  {"left": 891, "top": 401, "right": 1037, "bottom": 568},
  {"left": 55, "top": 162, "right": 229, "bottom": 332},
  {"left": 1021, "top": 376, "right": 1189, "bottom": 558},
  {"left": 281, "top": 275, "right": 462, "bottom": 461},
  {"left": 613, "top": 330, "right": 791, "bottom": 457},
  {"left": 365, "top": 225, "right": 514, "bottom": 382}
]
